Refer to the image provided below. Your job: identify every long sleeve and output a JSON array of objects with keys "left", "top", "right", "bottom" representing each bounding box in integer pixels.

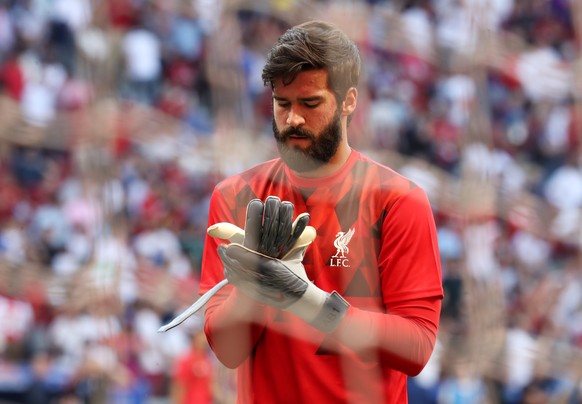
[
  {"left": 203, "top": 283, "right": 268, "bottom": 369},
  {"left": 332, "top": 296, "right": 441, "bottom": 376},
  {"left": 329, "top": 185, "right": 443, "bottom": 375}
]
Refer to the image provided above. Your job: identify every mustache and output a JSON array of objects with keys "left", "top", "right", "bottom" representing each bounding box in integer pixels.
[{"left": 276, "top": 127, "right": 316, "bottom": 141}]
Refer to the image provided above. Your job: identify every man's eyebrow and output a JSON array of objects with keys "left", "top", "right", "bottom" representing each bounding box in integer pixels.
[{"left": 273, "top": 95, "right": 324, "bottom": 102}]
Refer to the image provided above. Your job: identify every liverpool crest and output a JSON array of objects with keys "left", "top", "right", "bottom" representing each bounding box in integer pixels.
[{"left": 329, "top": 228, "right": 355, "bottom": 267}]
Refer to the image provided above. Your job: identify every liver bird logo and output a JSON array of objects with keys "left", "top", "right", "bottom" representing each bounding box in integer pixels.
[{"left": 332, "top": 228, "right": 355, "bottom": 258}]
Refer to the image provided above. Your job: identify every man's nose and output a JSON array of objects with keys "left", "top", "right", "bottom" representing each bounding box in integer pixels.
[{"left": 286, "top": 108, "right": 305, "bottom": 127}]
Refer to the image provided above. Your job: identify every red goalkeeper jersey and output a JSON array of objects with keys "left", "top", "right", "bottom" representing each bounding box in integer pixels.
[{"left": 200, "top": 149, "right": 443, "bottom": 403}]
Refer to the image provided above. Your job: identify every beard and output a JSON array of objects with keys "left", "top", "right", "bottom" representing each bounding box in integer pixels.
[{"left": 273, "top": 111, "right": 342, "bottom": 173}]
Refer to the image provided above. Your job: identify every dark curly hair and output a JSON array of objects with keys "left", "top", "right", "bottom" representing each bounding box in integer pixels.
[{"left": 261, "top": 20, "right": 361, "bottom": 104}]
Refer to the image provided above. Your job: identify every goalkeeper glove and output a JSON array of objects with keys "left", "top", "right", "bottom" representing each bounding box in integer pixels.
[
  {"left": 208, "top": 196, "right": 311, "bottom": 258},
  {"left": 216, "top": 197, "right": 349, "bottom": 333}
]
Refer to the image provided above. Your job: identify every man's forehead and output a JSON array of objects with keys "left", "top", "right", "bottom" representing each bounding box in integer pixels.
[{"left": 272, "top": 69, "right": 331, "bottom": 96}]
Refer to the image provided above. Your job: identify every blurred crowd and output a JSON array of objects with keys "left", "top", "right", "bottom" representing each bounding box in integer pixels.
[{"left": 1, "top": 0, "right": 582, "bottom": 403}]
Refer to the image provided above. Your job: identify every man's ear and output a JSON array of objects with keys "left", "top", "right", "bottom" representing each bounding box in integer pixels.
[{"left": 341, "top": 87, "right": 358, "bottom": 116}]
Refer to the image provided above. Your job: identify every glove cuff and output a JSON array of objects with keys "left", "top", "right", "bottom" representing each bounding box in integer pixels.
[{"left": 310, "top": 291, "right": 350, "bottom": 333}]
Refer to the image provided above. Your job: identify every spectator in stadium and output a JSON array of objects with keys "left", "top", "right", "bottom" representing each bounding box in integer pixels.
[
  {"left": 199, "top": 20, "right": 443, "bottom": 403},
  {"left": 170, "top": 317, "right": 217, "bottom": 404}
]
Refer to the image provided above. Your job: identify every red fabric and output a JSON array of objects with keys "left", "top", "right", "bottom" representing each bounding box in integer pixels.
[
  {"left": 173, "top": 349, "right": 214, "bottom": 404},
  {"left": 0, "top": 176, "right": 23, "bottom": 220},
  {"left": 0, "top": 58, "right": 24, "bottom": 101},
  {"left": 166, "top": 59, "right": 198, "bottom": 88},
  {"left": 201, "top": 150, "right": 443, "bottom": 403},
  {"left": 497, "top": 55, "right": 524, "bottom": 90},
  {"left": 427, "top": 118, "right": 461, "bottom": 167},
  {"left": 105, "top": 0, "right": 137, "bottom": 28}
]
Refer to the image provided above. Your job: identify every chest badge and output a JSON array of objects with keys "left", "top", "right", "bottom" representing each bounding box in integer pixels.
[{"left": 329, "top": 228, "right": 355, "bottom": 268}]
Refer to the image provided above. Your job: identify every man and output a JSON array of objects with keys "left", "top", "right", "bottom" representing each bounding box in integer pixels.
[
  {"left": 170, "top": 319, "right": 217, "bottom": 404},
  {"left": 199, "top": 20, "right": 443, "bottom": 403}
]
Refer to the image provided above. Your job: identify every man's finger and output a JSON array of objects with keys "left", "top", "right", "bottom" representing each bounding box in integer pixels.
[
  {"left": 273, "top": 201, "right": 294, "bottom": 257},
  {"left": 207, "top": 222, "right": 245, "bottom": 244},
  {"left": 280, "top": 213, "right": 310, "bottom": 258},
  {"left": 244, "top": 199, "right": 264, "bottom": 250},
  {"left": 259, "top": 196, "right": 282, "bottom": 255}
]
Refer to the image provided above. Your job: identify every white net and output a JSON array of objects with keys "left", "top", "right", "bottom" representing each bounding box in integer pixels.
[{"left": 1, "top": 0, "right": 582, "bottom": 402}]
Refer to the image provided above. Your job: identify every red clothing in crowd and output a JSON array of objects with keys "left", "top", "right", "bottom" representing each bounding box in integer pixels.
[
  {"left": 172, "top": 343, "right": 214, "bottom": 404},
  {"left": 0, "top": 56, "right": 24, "bottom": 101}
]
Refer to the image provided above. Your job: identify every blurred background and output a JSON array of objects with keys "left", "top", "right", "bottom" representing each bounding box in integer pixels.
[{"left": 1, "top": 0, "right": 582, "bottom": 403}]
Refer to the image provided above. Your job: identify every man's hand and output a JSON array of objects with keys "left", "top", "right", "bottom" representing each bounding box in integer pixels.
[
  {"left": 159, "top": 197, "right": 311, "bottom": 333},
  {"left": 207, "top": 196, "right": 311, "bottom": 258},
  {"left": 213, "top": 196, "right": 349, "bottom": 333}
]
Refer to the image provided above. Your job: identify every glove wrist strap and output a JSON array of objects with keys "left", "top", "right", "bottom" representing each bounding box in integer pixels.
[{"left": 310, "top": 291, "right": 349, "bottom": 333}]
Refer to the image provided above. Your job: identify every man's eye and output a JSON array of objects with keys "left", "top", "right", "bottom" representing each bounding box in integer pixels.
[
  {"left": 305, "top": 103, "right": 319, "bottom": 109},
  {"left": 276, "top": 102, "right": 290, "bottom": 108}
]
